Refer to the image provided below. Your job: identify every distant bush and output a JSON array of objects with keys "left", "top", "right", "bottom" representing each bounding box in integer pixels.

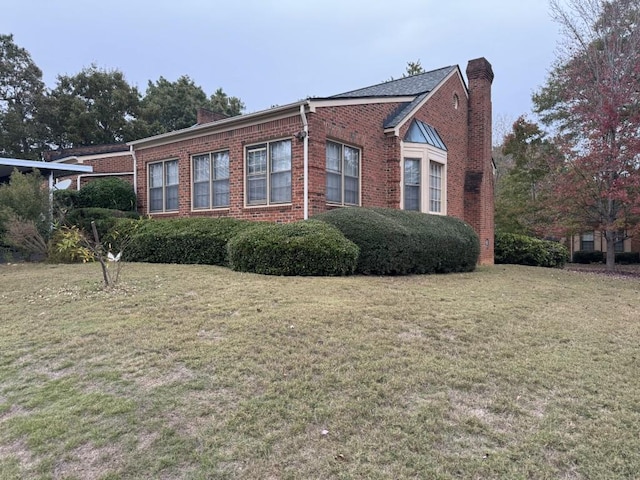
[
  {"left": 495, "top": 232, "right": 569, "bottom": 268},
  {"left": 120, "top": 217, "right": 256, "bottom": 266},
  {"left": 227, "top": 220, "right": 359, "bottom": 276},
  {"left": 313, "top": 207, "right": 479, "bottom": 275},
  {"left": 66, "top": 207, "right": 141, "bottom": 242},
  {"left": 78, "top": 178, "right": 136, "bottom": 211},
  {"left": 615, "top": 252, "right": 640, "bottom": 264},
  {"left": 571, "top": 250, "right": 605, "bottom": 264}
]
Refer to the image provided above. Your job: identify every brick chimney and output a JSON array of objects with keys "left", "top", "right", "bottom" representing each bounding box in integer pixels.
[
  {"left": 465, "top": 57, "right": 494, "bottom": 265},
  {"left": 196, "top": 107, "right": 228, "bottom": 125}
]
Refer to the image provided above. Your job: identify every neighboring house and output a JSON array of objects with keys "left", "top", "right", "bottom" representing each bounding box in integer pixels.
[
  {"left": 568, "top": 231, "right": 640, "bottom": 258},
  {"left": 43, "top": 144, "right": 134, "bottom": 190},
  {"left": 127, "top": 57, "right": 495, "bottom": 264}
]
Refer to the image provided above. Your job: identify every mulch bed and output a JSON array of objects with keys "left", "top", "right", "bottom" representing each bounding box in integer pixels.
[{"left": 564, "top": 263, "right": 640, "bottom": 279}]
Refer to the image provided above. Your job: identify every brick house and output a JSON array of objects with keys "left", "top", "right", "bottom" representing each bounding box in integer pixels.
[
  {"left": 128, "top": 58, "right": 495, "bottom": 264},
  {"left": 44, "top": 144, "right": 134, "bottom": 190}
]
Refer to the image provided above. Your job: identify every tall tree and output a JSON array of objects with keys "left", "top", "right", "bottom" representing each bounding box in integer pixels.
[
  {"left": 208, "top": 87, "right": 244, "bottom": 118},
  {"left": 533, "top": 0, "right": 640, "bottom": 269},
  {"left": 495, "top": 117, "right": 556, "bottom": 235},
  {"left": 404, "top": 60, "right": 426, "bottom": 77},
  {"left": 0, "top": 34, "right": 46, "bottom": 159},
  {"left": 138, "top": 75, "right": 210, "bottom": 136},
  {"left": 41, "top": 65, "right": 141, "bottom": 148}
]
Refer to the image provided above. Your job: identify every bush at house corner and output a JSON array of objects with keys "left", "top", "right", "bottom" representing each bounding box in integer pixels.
[
  {"left": 313, "top": 207, "right": 480, "bottom": 275},
  {"left": 495, "top": 232, "right": 569, "bottom": 268}
]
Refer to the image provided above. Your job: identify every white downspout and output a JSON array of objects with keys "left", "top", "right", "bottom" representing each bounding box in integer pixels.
[
  {"left": 129, "top": 145, "right": 138, "bottom": 194},
  {"left": 48, "top": 171, "right": 54, "bottom": 229},
  {"left": 300, "top": 104, "right": 309, "bottom": 220}
]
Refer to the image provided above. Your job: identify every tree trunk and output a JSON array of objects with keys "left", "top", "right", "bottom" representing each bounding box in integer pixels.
[{"left": 605, "top": 230, "right": 616, "bottom": 271}]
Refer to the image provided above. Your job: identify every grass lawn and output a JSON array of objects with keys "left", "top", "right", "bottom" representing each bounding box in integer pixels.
[{"left": 1, "top": 262, "right": 639, "bottom": 479}]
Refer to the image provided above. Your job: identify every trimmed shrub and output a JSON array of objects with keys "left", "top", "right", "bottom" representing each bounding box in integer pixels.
[
  {"left": 495, "top": 232, "right": 569, "bottom": 268},
  {"left": 572, "top": 250, "right": 605, "bottom": 264},
  {"left": 228, "top": 220, "right": 359, "bottom": 276},
  {"left": 77, "top": 178, "right": 136, "bottom": 211},
  {"left": 313, "top": 207, "right": 480, "bottom": 275},
  {"left": 615, "top": 252, "right": 640, "bottom": 264},
  {"left": 121, "top": 217, "right": 257, "bottom": 266},
  {"left": 66, "top": 207, "right": 141, "bottom": 242}
]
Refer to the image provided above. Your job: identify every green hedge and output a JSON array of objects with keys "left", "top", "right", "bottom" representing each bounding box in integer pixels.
[
  {"left": 227, "top": 220, "right": 359, "bottom": 276},
  {"left": 313, "top": 207, "right": 479, "bottom": 275},
  {"left": 78, "top": 178, "right": 136, "bottom": 211},
  {"left": 66, "top": 207, "right": 141, "bottom": 242},
  {"left": 119, "top": 217, "right": 257, "bottom": 266},
  {"left": 571, "top": 250, "right": 605, "bottom": 264},
  {"left": 495, "top": 232, "right": 569, "bottom": 268},
  {"left": 615, "top": 252, "right": 640, "bottom": 264}
]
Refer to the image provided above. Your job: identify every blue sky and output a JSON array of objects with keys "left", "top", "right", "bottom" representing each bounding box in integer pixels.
[{"left": 2, "top": 0, "right": 560, "bottom": 142}]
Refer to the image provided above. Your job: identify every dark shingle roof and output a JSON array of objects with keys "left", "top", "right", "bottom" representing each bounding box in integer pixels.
[{"left": 329, "top": 65, "right": 456, "bottom": 99}]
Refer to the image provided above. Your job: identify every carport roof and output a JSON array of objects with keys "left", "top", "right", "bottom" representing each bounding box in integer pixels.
[{"left": 0, "top": 157, "right": 93, "bottom": 182}]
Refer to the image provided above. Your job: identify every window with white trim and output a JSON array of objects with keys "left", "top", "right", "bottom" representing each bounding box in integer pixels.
[
  {"left": 326, "top": 141, "right": 360, "bottom": 205},
  {"left": 192, "top": 151, "right": 230, "bottom": 209},
  {"left": 404, "top": 158, "right": 420, "bottom": 211},
  {"left": 149, "top": 159, "right": 178, "bottom": 212},
  {"left": 429, "top": 161, "right": 443, "bottom": 213},
  {"left": 246, "top": 139, "right": 291, "bottom": 205}
]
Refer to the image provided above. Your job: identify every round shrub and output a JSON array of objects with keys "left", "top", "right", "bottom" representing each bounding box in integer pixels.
[
  {"left": 227, "top": 220, "right": 359, "bottom": 276},
  {"left": 122, "top": 217, "right": 257, "bottom": 266},
  {"left": 78, "top": 178, "right": 136, "bottom": 211},
  {"left": 495, "top": 232, "right": 569, "bottom": 268},
  {"left": 313, "top": 207, "right": 480, "bottom": 275}
]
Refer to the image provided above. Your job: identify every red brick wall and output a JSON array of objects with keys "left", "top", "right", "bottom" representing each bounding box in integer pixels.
[
  {"left": 465, "top": 58, "right": 495, "bottom": 265},
  {"left": 135, "top": 115, "right": 306, "bottom": 223},
  {"left": 57, "top": 153, "right": 134, "bottom": 190}
]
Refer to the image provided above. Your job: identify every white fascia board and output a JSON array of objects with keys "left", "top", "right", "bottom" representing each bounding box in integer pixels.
[{"left": 308, "top": 96, "right": 415, "bottom": 109}]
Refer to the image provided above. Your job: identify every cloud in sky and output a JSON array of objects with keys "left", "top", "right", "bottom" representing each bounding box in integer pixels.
[{"left": 2, "top": 0, "right": 560, "bottom": 139}]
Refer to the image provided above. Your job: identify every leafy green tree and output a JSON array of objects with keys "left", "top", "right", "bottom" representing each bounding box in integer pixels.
[
  {"left": 404, "top": 60, "right": 426, "bottom": 77},
  {"left": 0, "top": 34, "right": 46, "bottom": 159},
  {"left": 138, "top": 75, "right": 210, "bottom": 136},
  {"left": 534, "top": 0, "right": 640, "bottom": 269},
  {"left": 208, "top": 87, "right": 244, "bottom": 118},
  {"left": 495, "top": 117, "right": 556, "bottom": 236},
  {"left": 41, "top": 65, "right": 141, "bottom": 148}
]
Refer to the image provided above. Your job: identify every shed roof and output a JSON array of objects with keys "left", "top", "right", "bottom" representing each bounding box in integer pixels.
[{"left": 0, "top": 157, "right": 93, "bottom": 182}]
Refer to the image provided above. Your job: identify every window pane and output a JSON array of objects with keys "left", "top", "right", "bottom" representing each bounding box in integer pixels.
[
  {"left": 326, "top": 172, "right": 341, "bottom": 203},
  {"left": 405, "top": 186, "right": 420, "bottom": 211},
  {"left": 270, "top": 171, "right": 291, "bottom": 203},
  {"left": 344, "top": 176, "right": 359, "bottom": 205},
  {"left": 193, "top": 155, "right": 210, "bottom": 182},
  {"left": 165, "top": 185, "right": 178, "bottom": 210},
  {"left": 213, "top": 151, "right": 229, "bottom": 179},
  {"left": 270, "top": 140, "right": 291, "bottom": 172},
  {"left": 193, "top": 182, "right": 210, "bottom": 209},
  {"left": 213, "top": 179, "right": 229, "bottom": 207},
  {"left": 149, "top": 163, "right": 163, "bottom": 188},
  {"left": 248, "top": 176, "right": 267, "bottom": 204},
  {"left": 430, "top": 161, "right": 442, "bottom": 212},
  {"left": 166, "top": 160, "right": 178, "bottom": 186},
  {"left": 149, "top": 187, "right": 163, "bottom": 212},
  {"left": 326, "top": 142, "right": 341, "bottom": 173},
  {"left": 404, "top": 158, "right": 420, "bottom": 185},
  {"left": 247, "top": 147, "right": 267, "bottom": 175},
  {"left": 344, "top": 147, "right": 359, "bottom": 177}
]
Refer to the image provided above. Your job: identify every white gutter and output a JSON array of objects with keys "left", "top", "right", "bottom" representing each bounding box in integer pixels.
[{"left": 300, "top": 104, "right": 309, "bottom": 220}]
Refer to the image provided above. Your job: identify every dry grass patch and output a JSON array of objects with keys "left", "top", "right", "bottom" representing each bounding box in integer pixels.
[{"left": 1, "top": 262, "right": 639, "bottom": 478}]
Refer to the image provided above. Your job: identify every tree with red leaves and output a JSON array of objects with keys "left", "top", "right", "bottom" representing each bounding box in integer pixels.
[{"left": 534, "top": 0, "right": 640, "bottom": 269}]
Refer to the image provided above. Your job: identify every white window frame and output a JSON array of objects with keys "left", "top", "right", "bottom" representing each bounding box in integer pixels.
[
  {"left": 148, "top": 159, "right": 179, "bottom": 213},
  {"left": 191, "top": 150, "right": 230, "bottom": 210},
  {"left": 326, "top": 140, "right": 361, "bottom": 206},
  {"left": 401, "top": 142, "right": 447, "bottom": 215},
  {"left": 245, "top": 139, "right": 292, "bottom": 206}
]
